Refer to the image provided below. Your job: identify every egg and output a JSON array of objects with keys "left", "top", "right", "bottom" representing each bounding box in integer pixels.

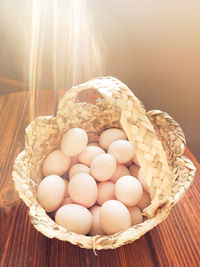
[
  {"left": 110, "top": 164, "right": 130, "bottom": 183},
  {"left": 132, "top": 154, "right": 140, "bottom": 166},
  {"left": 88, "top": 142, "right": 99, "bottom": 146},
  {"left": 42, "top": 150, "right": 71, "bottom": 177},
  {"left": 62, "top": 197, "right": 73, "bottom": 206},
  {"left": 108, "top": 140, "right": 135, "bottom": 164},
  {"left": 97, "top": 181, "right": 115, "bottom": 205},
  {"left": 89, "top": 206, "right": 105, "bottom": 236},
  {"left": 37, "top": 175, "right": 65, "bottom": 212},
  {"left": 61, "top": 128, "right": 88, "bottom": 157},
  {"left": 137, "top": 191, "right": 151, "bottom": 210},
  {"left": 78, "top": 146, "right": 105, "bottom": 166},
  {"left": 100, "top": 200, "right": 131, "bottom": 235},
  {"left": 63, "top": 179, "right": 69, "bottom": 197},
  {"left": 68, "top": 173, "right": 98, "bottom": 208},
  {"left": 129, "top": 164, "right": 140, "bottom": 178},
  {"left": 138, "top": 168, "right": 149, "bottom": 192},
  {"left": 99, "top": 128, "right": 127, "bottom": 150},
  {"left": 115, "top": 176, "right": 143, "bottom": 206},
  {"left": 128, "top": 206, "right": 143, "bottom": 225},
  {"left": 90, "top": 153, "right": 116, "bottom": 182},
  {"left": 55, "top": 204, "right": 92, "bottom": 235},
  {"left": 68, "top": 163, "right": 90, "bottom": 180}
]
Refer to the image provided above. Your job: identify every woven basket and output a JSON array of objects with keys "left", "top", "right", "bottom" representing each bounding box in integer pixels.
[{"left": 12, "top": 77, "right": 196, "bottom": 250}]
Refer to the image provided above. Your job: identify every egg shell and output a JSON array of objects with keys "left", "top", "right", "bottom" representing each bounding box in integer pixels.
[
  {"left": 137, "top": 191, "right": 151, "bottom": 210},
  {"left": 129, "top": 164, "right": 140, "bottom": 178},
  {"left": 99, "top": 128, "right": 127, "bottom": 150},
  {"left": 69, "top": 164, "right": 90, "bottom": 180},
  {"left": 61, "top": 128, "right": 88, "bottom": 157},
  {"left": 78, "top": 146, "right": 105, "bottom": 166},
  {"left": 88, "top": 143, "right": 99, "bottom": 147},
  {"left": 90, "top": 153, "right": 116, "bottom": 182},
  {"left": 100, "top": 200, "right": 131, "bottom": 235},
  {"left": 37, "top": 175, "right": 65, "bottom": 212},
  {"left": 55, "top": 204, "right": 92, "bottom": 235},
  {"left": 42, "top": 150, "right": 71, "bottom": 177},
  {"left": 138, "top": 168, "right": 149, "bottom": 192},
  {"left": 108, "top": 140, "right": 135, "bottom": 164},
  {"left": 97, "top": 181, "right": 116, "bottom": 205},
  {"left": 110, "top": 164, "right": 130, "bottom": 183},
  {"left": 132, "top": 154, "right": 140, "bottom": 166},
  {"left": 128, "top": 206, "right": 143, "bottom": 226},
  {"left": 115, "top": 176, "right": 143, "bottom": 206},
  {"left": 63, "top": 179, "right": 69, "bottom": 197},
  {"left": 68, "top": 173, "right": 98, "bottom": 208},
  {"left": 89, "top": 206, "right": 105, "bottom": 236}
]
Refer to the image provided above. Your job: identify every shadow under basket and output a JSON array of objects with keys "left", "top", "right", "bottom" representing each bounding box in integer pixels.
[{"left": 12, "top": 77, "right": 196, "bottom": 251}]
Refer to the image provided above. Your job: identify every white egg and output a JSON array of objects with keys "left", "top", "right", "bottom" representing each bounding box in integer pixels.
[
  {"left": 37, "top": 175, "right": 65, "bottom": 212},
  {"left": 42, "top": 150, "right": 71, "bottom": 177},
  {"left": 129, "top": 164, "right": 140, "bottom": 178},
  {"left": 100, "top": 200, "right": 131, "bottom": 235},
  {"left": 108, "top": 140, "right": 135, "bottom": 164},
  {"left": 55, "top": 204, "right": 92, "bottom": 235},
  {"left": 138, "top": 168, "right": 149, "bottom": 192},
  {"left": 89, "top": 206, "right": 105, "bottom": 236},
  {"left": 137, "top": 191, "right": 151, "bottom": 210},
  {"left": 88, "top": 142, "right": 99, "bottom": 146},
  {"left": 115, "top": 176, "right": 143, "bottom": 206},
  {"left": 68, "top": 163, "right": 90, "bottom": 180},
  {"left": 97, "top": 181, "right": 116, "bottom": 205},
  {"left": 61, "top": 128, "right": 88, "bottom": 157},
  {"left": 68, "top": 173, "right": 98, "bottom": 208},
  {"left": 90, "top": 153, "right": 116, "bottom": 182},
  {"left": 128, "top": 206, "right": 143, "bottom": 226},
  {"left": 110, "top": 164, "right": 130, "bottom": 183},
  {"left": 99, "top": 128, "right": 127, "bottom": 150},
  {"left": 78, "top": 146, "right": 105, "bottom": 166}
]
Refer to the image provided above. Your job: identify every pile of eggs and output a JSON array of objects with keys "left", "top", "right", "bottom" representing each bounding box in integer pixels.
[{"left": 37, "top": 128, "right": 151, "bottom": 236}]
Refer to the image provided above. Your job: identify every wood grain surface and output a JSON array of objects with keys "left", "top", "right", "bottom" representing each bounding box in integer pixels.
[{"left": 0, "top": 90, "right": 199, "bottom": 267}]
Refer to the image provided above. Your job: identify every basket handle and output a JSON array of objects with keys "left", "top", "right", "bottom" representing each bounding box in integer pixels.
[{"left": 57, "top": 76, "right": 174, "bottom": 218}]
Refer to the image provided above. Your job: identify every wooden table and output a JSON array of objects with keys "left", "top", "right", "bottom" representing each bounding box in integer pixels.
[{"left": 0, "top": 90, "right": 199, "bottom": 267}]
